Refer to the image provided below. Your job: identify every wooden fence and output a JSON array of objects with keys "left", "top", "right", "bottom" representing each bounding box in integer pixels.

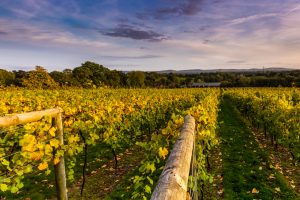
[
  {"left": 1, "top": 111, "right": 196, "bottom": 199},
  {"left": 151, "top": 115, "right": 195, "bottom": 200},
  {"left": 0, "top": 108, "right": 68, "bottom": 200}
]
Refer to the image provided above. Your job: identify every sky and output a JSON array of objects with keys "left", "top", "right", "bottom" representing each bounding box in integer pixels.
[{"left": 0, "top": 0, "right": 300, "bottom": 71}]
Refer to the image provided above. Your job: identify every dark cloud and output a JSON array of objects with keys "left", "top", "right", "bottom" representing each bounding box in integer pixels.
[
  {"left": 203, "top": 39, "right": 211, "bottom": 44},
  {"left": 160, "top": 0, "right": 202, "bottom": 16},
  {"left": 199, "top": 25, "right": 210, "bottom": 31},
  {"left": 138, "top": 0, "right": 204, "bottom": 20},
  {"left": 117, "top": 18, "right": 152, "bottom": 29},
  {"left": 101, "top": 24, "right": 167, "bottom": 42},
  {"left": 0, "top": 31, "right": 8, "bottom": 35}
]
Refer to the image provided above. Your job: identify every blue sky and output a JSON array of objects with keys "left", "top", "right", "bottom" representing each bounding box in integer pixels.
[{"left": 0, "top": 0, "right": 300, "bottom": 71}]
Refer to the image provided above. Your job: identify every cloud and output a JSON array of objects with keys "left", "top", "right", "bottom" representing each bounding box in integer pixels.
[
  {"left": 1, "top": 0, "right": 81, "bottom": 19},
  {"left": 0, "top": 19, "right": 109, "bottom": 49},
  {"left": 101, "top": 24, "right": 167, "bottom": 41},
  {"left": 137, "top": 0, "right": 204, "bottom": 20},
  {"left": 202, "top": 39, "right": 211, "bottom": 44},
  {"left": 227, "top": 60, "right": 246, "bottom": 64},
  {"left": 1, "top": 0, "right": 300, "bottom": 70},
  {"left": 157, "top": 0, "right": 202, "bottom": 17},
  {"left": 199, "top": 25, "right": 210, "bottom": 31},
  {"left": 285, "top": 3, "right": 300, "bottom": 15},
  {"left": 228, "top": 13, "right": 278, "bottom": 25},
  {"left": 98, "top": 55, "right": 162, "bottom": 59}
]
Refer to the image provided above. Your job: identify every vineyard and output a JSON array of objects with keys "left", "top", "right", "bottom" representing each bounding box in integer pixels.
[{"left": 0, "top": 88, "right": 299, "bottom": 199}]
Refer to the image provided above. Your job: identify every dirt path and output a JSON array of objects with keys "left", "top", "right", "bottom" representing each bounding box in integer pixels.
[{"left": 68, "top": 148, "right": 144, "bottom": 199}]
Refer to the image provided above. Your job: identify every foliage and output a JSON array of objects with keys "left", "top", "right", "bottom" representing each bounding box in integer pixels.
[
  {"left": 0, "top": 88, "right": 218, "bottom": 196},
  {"left": 127, "top": 71, "right": 145, "bottom": 88},
  {"left": 225, "top": 88, "right": 300, "bottom": 163},
  {"left": 130, "top": 89, "right": 220, "bottom": 199},
  {"left": 0, "top": 87, "right": 299, "bottom": 198},
  {"left": 2, "top": 61, "right": 300, "bottom": 88},
  {"left": 0, "top": 69, "right": 15, "bottom": 86},
  {"left": 22, "top": 66, "right": 58, "bottom": 89}
]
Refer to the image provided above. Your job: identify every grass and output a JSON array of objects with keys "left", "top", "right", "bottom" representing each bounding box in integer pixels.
[{"left": 218, "top": 97, "right": 297, "bottom": 200}]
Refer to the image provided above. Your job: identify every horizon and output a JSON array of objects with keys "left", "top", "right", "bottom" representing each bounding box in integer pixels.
[
  {"left": 1, "top": 64, "right": 297, "bottom": 73},
  {"left": 1, "top": 0, "right": 300, "bottom": 71}
]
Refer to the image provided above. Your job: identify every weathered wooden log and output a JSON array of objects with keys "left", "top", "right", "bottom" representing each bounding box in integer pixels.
[
  {"left": 0, "top": 108, "right": 62, "bottom": 128},
  {"left": 151, "top": 115, "right": 195, "bottom": 200}
]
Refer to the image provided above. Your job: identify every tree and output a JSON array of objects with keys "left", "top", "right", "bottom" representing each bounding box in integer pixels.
[
  {"left": 106, "top": 70, "right": 126, "bottom": 88},
  {"left": 12, "top": 70, "right": 26, "bottom": 86},
  {"left": 0, "top": 69, "right": 15, "bottom": 86},
  {"left": 127, "top": 71, "right": 145, "bottom": 88},
  {"left": 237, "top": 75, "right": 250, "bottom": 86},
  {"left": 184, "top": 77, "right": 194, "bottom": 87},
  {"left": 49, "top": 71, "right": 65, "bottom": 86},
  {"left": 50, "top": 69, "right": 78, "bottom": 86},
  {"left": 22, "top": 66, "right": 58, "bottom": 89},
  {"left": 72, "top": 61, "right": 110, "bottom": 87},
  {"left": 167, "top": 73, "right": 180, "bottom": 88},
  {"left": 145, "top": 72, "right": 161, "bottom": 87}
]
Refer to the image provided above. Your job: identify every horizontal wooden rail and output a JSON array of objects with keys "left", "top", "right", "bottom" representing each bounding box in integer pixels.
[
  {"left": 0, "top": 108, "right": 62, "bottom": 128},
  {"left": 151, "top": 115, "right": 195, "bottom": 200}
]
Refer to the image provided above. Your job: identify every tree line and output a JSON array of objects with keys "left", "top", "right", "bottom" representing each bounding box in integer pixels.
[{"left": 0, "top": 61, "right": 299, "bottom": 88}]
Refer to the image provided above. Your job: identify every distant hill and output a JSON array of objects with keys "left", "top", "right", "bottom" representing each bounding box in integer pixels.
[{"left": 153, "top": 68, "right": 298, "bottom": 74}]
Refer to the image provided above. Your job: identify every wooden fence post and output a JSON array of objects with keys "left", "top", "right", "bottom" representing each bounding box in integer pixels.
[
  {"left": 151, "top": 115, "right": 195, "bottom": 200},
  {"left": 53, "top": 110, "right": 68, "bottom": 200}
]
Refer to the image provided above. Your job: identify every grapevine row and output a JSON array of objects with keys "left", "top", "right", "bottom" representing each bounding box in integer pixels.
[
  {"left": 0, "top": 88, "right": 218, "bottom": 196},
  {"left": 225, "top": 88, "right": 300, "bottom": 163}
]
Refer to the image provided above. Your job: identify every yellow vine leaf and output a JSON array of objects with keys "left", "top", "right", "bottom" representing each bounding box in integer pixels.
[
  {"left": 0, "top": 184, "right": 8, "bottom": 192},
  {"left": 36, "top": 142, "right": 44, "bottom": 150},
  {"left": 48, "top": 127, "right": 56, "bottom": 137},
  {"left": 20, "top": 134, "right": 37, "bottom": 152},
  {"left": 30, "top": 151, "right": 43, "bottom": 161},
  {"left": 38, "top": 162, "right": 48, "bottom": 171},
  {"left": 64, "top": 119, "right": 73, "bottom": 127},
  {"left": 44, "top": 144, "right": 53, "bottom": 155},
  {"left": 53, "top": 157, "right": 60, "bottom": 165},
  {"left": 174, "top": 118, "right": 183, "bottom": 126},
  {"left": 68, "top": 135, "right": 80, "bottom": 143},
  {"left": 50, "top": 139, "right": 59, "bottom": 148},
  {"left": 1, "top": 159, "right": 9, "bottom": 166},
  {"left": 158, "top": 147, "right": 168, "bottom": 159}
]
